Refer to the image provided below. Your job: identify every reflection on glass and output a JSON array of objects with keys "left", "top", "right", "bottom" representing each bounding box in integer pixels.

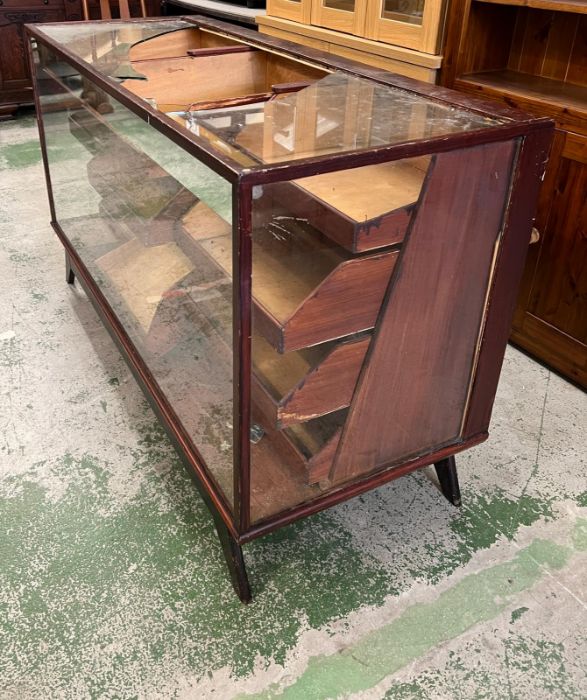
[
  {"left": 381, "top": 0, "right": 425, "bottom": 25},
  {"left": 178, "top": 73, "right": 503, "bottom": 166},
  {"left": 324, "top": 0, "right": 355, "bottom": 12},
  {"left": 37, "top": 49, "right": 236, "bottom": 508},
  {"left": 40, "top": 23, "right": 505, "bottom": 169}
]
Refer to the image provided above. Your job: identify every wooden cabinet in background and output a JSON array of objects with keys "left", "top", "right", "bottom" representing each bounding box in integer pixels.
[
  {"left": 511, "top": 129, "right": 587, "bottom": 387},
  {"left": 259, "top": 0, "right": 445, "bottom": 82},
  {"left": 0, "top": 0, "right": 80, "bottom": 119},
  {"left": 441, "top": 0, "right": 587, "bottom": 388},
  {"left": 0, "top": 0, "right": 160, "bottom": 118}
]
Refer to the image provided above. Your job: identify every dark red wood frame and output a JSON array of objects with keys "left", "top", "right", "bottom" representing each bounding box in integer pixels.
[{"left": 26, "top": 18, "right": 553, "bottom": 553}]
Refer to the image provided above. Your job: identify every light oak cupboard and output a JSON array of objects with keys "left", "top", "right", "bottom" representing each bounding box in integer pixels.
[{"left": 259, "top": 0, "right": 445, "bottom": 81}]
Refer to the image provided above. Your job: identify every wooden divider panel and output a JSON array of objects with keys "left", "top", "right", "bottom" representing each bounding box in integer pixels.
[{"left": 330, "top": 140, "right": 518, "bottom": 484}]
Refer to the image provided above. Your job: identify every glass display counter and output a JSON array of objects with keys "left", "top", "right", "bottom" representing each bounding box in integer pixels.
[{"left": 28, "top": 16, "right": 553, "bottom": 601}]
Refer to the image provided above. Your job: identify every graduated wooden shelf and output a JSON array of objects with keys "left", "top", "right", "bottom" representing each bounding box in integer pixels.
[
  {"left": 252, "top": 332, "right": 369, "bottom": 428},
  {"left": 269, "top": 157, "right": 428, "bottom": 253},
  {"left": 181, "top": 201, "right": 397, "bottom": 352}
]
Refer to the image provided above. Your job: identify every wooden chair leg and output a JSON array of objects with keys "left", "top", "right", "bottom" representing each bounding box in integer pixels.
[
  {"left": 434, "top": 455, "right": 462, "bottom": 507},
  {"left": 213, "top": 515, "right": 252, "bottom": 603},
  {"left": 65, "top": 254, "right": 75, "bottom": 285}
]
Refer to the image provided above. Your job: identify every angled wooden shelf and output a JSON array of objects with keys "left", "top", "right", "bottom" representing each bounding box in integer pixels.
[
  {"left": 252, "top": 332, "right": 370, "bottom": 428},
  {"left": 254, "top": 409, "right": 346, "bottom": 485},
  {"left": 268, "top": 157, "right": 428, "bottom": 253},
  {"left": 181, "top": 201, "right": 398, "bottom": 352}
]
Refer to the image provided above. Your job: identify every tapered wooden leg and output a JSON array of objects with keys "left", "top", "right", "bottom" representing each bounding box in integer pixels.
[
  {"left": 65, "top": 253, "right": 75, "bottom": 285},
  {"left": 434, "top": 455, "right": 462, "bottom": 507},
  {"left": 213, "top": 516, "right": 252, "bottom": 603}
]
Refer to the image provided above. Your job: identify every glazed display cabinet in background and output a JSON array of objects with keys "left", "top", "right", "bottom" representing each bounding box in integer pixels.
[
  {"left": 258, "top": 0, "right": 445, "bottom": 82},
  {"left": 28, "top": 17, "right": 552, "bottom": 600}
]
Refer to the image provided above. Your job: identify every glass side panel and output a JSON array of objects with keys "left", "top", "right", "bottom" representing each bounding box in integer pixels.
[
  {"left": 323, "top": 0, "right": 356, "bottom": 12},
  {"left": 36, "top": 46, "right": 236, "bottom": 510},
  {"left": 175, "top": 72, "right": 504, "bottom": 166},
  {"left": 248, "top": 140, "right": 518, "bottom": 523},
  {"left": 381, "top": 0, "right": 425, "bottom": 25}
]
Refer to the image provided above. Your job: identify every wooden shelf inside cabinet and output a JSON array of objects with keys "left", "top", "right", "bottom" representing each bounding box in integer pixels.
[
  {"left": 270, "top": 158, "right": 429, "bottom": 253},
  {"left": 252, "top": 332, "right": 370, "bottom": 428},
  {"left": 456, "top": 71, "right": 587, "bottom": 131},
  {"left": 251, "top": 406, "right": 346, "bottom": 486},
  {"left": 181, "top": 201, "right": 398, "bottom": 353},
  {"left": 473, "top": 0, "right": 587, "bottom": 12}
]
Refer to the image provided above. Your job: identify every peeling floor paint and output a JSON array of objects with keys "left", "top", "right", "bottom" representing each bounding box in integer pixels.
[{"left": 0, "top": 116, "right": 586, "bottom": 699}]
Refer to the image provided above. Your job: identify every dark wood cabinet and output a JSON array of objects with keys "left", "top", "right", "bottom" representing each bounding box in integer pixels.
[
  {"left": 0, "top": 0, "right": 82, "bottom": 118},
  {"left": 511, "top": 128, "right": 587, "bottom": 386},
  {"left": 441, "top": 0, "right": 587, "bottom": 388},
  {"left": 0, "top": 0, "right": 161, "bottom": 118}
]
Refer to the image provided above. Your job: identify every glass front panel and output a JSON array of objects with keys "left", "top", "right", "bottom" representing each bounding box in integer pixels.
[
  {"left": 381, "top": 0, "right": 425, "bottom": 25},
  {"left": 249, "top": 140, "right": 518, "bottom": 523},
  {"left": 36, "top": 46, "right": 237, "bottom": 509}
]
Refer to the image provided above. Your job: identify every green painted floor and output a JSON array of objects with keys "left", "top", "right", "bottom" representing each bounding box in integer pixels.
[{"left": 0, "top": 113, "right": 586, "bottom": 699}]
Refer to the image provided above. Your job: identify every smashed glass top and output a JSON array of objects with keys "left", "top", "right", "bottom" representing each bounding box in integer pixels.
[
  {"left": 177, "top": 72, "right": 504, "bottom": 166},
  {"left": 35, "top": 20, "right": 192, "bottom": 80},
  {"left": 36, "top": 20, "right": 507, "bottom": 168}
]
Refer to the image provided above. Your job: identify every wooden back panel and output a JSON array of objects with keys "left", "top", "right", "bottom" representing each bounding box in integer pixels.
[
  {"left": 330, "top": 140, "right": 518, "bottom": 484},
  {"left": 508, "top": 9, "right": 587, "bottom": 88},
  {"left": 128, "top": 29, "right": 243, "bottom": 62},
  {"left": 122, "top": 52, "right": 268, "bottom": 107}
]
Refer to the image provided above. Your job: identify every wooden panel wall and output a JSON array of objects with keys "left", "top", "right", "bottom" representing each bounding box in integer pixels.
[{"left": 508, "top": 9, "right": 587, "bottom": 87}]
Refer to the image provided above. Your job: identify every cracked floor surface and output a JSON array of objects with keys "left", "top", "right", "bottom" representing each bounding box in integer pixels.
[{"left": 1, "top": 114, "right": 586, "bottom": 699}]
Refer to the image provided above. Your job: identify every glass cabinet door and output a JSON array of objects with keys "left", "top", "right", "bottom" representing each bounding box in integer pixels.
[
  {"left": 310, "top": 0, "right": 368, "bottom": 36},
  {"left": 266, "top": 0, "right": 312, "bottom": 24},
  {"left": 365, "top": 0, "right": 445, "bottom": 53}
]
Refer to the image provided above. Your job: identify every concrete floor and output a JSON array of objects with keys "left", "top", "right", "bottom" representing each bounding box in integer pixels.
[{"left": 0, "top": 113, "right": 586, "bottom": 699}]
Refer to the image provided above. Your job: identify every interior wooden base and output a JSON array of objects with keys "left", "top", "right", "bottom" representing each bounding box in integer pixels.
[{"left": 250, "top": 421, "right": 323, "bottom": 521}]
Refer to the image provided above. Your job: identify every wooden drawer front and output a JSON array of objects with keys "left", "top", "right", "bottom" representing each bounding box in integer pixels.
[{"left": 252, "top": 333, "right": 370, "bottom": 428}]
